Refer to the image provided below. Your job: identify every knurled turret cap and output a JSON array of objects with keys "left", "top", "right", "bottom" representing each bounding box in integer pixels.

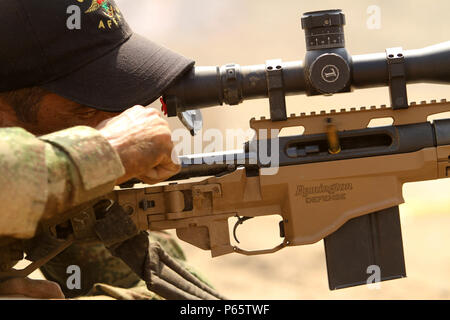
[{"left": 301, "top": 9, "right": 346, "bottom": 30}]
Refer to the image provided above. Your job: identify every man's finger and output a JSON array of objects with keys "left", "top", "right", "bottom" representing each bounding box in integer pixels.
[{"left": 140, "top": 162, "right": 181, "bottom": 185}]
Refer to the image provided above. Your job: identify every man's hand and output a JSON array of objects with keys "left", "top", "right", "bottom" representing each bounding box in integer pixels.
[{"left": 97, "top": 105, "right": 180, "bottom": 185}]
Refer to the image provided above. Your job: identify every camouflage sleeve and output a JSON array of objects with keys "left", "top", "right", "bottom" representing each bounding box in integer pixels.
[
  {"left": 0, "top": 126, "right": 125, "bottom": 239},
  {"left": 0, "top": 128, "right": 47, "bottom": 239}
]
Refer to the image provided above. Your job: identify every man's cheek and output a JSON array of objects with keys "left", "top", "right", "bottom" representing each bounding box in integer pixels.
[{"left": 35, "top": 116, "right": 88, "bottom": 134}]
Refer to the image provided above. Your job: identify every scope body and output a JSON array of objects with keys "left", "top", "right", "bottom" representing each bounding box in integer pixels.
[
  {"left": 164, "top": 41, "right": 450, "bottom": 116},
  {"left": 163, "top": 10, "right": 450, "bottom": 118}
]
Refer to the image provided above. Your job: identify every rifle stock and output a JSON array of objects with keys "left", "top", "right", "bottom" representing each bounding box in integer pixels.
[
  {"left": 111, "top": 144, "right": 440, "bottom": 252},
  {"left": 103, "top": 107, "right": 450, "bottom": 289}
]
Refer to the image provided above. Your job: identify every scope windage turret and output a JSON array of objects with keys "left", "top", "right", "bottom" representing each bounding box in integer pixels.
[{"left": 163, "top": 9, "right": 450, "bottom": 129}]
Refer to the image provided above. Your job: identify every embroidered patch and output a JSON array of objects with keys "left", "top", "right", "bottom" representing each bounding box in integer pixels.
[{"left": 84, "top": 0, "right": 123, "bottom": 29}]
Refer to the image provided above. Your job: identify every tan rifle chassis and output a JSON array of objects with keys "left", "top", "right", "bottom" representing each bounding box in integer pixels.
[
  {"left": 111, "top": 99, "right": 450, "bottom": 257},
  {"left": 111, "top": 145, "right": 446, "bottom": 257}
]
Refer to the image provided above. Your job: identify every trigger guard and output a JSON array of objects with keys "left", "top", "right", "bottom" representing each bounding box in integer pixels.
[{"left": 233, "top": 240, "right": 289, "bottom": 256}]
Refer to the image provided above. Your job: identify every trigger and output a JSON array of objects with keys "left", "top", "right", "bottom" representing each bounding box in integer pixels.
[{"left": 232, "top": 216, "right": 253, "bottom": 244}]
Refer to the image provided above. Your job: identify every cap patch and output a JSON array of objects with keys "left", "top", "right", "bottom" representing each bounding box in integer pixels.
[{"left": 83, "top": 0, "right": 123, "bottom": 29}]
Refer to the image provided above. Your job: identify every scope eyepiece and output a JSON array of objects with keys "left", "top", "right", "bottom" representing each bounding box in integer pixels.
[{"left": 301, "top": 9, "right": 346, "bottom": 51}]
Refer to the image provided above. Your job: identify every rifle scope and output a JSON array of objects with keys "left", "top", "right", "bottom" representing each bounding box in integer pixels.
[{"left": 163, "top": 9, "right": 450, "bottom": 131}]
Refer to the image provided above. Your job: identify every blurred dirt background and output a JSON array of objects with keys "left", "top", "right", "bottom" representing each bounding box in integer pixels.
[{"left": 26, "top": 0, "right": 450, "bottom": 299}]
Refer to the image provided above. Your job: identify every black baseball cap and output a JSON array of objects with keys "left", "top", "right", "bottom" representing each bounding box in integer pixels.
[{"left": 0, "top": 0, "right": 194, "bottom": 112}]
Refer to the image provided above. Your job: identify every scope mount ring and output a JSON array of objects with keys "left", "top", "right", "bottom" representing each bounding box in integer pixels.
[
  {"left": 386, "top": 47, "right": 409, "bottom": 109},
  {"left": 265, "top": 59, "right": 288, "bottom": 121}
]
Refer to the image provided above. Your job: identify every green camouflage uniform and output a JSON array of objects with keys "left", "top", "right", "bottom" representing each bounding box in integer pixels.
[
  {"left": 0, "top": 126, "right": 208, "bottom": 299},
  {"left": 0, "top": 126, "right": 124, "bottom": 239}
]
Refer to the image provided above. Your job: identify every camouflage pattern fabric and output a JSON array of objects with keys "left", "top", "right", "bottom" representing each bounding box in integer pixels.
[
  {"left": 40, "top": 126, "right": 125, "bottom": 214},
  {"left": 40, "top": 231, "right": 213, "bottom": 300},
  {"left": 0, "top": 128, "right": 47, "bottom": 238},
  {"left": 0, "top": 126, "right": 216, "bottom": 299},
  {"left": 40, "top": 126, "right": 124, "bottom": 191},
  {"left": 0, "top": 126, "right": 124, "bottom": 239}
]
